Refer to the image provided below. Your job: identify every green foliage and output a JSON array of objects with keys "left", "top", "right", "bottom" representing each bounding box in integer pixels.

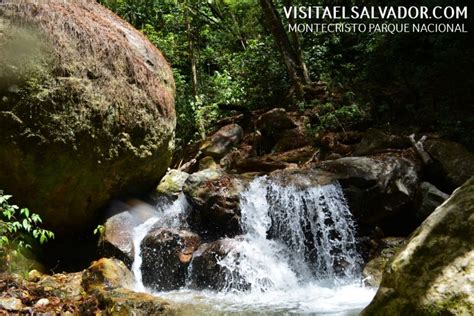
[
  {"left": 312, "top": 102, "right": 368, "bottom": 133},
  {"left": 99, "top": 0, "right": 474, "bottom": 149},
  {"left": 99, "top": 0, "right": 287, "bottom": 148},
  {"left": 0, "top": 193, "right": 54, "bottom": 271},
  {"left": 93, "top": 224, "right": 105, "bottom": 236}
]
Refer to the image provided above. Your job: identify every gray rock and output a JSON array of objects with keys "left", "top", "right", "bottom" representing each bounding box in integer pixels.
[
  {"left": 417, "top": 182, "right": 449, "bottom": 221},
  {"left": 200, "top": 124, "right": 244, "bottom": 158},
  {"left": 319, "top": 156, "right": 420, "bottom": 232},
  {"left": 256, "top": 108, "right": 296, "bottom": 138},
  {"left": 361, "top": 177, "right": 474, "bottom": 315}
]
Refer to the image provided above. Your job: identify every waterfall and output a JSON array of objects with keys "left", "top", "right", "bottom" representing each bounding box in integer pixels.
[
  {"left": 130, "top": 176, "right": 375, "bottom": 314},
  {"left": 216, "top": 176, "right": 363, "bottom": 292}
]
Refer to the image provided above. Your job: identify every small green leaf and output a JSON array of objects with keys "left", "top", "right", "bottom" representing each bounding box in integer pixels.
[{"left": 20, "top": 208, "right": 30, "bottom": 218}]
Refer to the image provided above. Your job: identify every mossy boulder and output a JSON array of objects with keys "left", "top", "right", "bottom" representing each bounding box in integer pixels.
[
  {"left": 0, "top": 0, "right": 175, "bottom": 233},
  {"left": 361, "top": 177, "right": 474, "bottom": 315},
  {"left": 82, "top": 258, "right": 175, "bottom": 315},
  {"left": 156, "top": 169, "right": 190, "bottom": 200}
]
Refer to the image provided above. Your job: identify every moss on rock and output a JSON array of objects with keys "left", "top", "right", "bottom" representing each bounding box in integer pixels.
[
  {"left": 361, "top": 177, "right": 474, "bottom": 315},
  {"left": 0, "top": 0, "right": 175, "bottom": 233}
]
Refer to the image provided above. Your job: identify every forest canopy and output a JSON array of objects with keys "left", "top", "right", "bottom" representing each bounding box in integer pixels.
[{"left": 98, "top": 0, "right": 474, "bottom": 150}]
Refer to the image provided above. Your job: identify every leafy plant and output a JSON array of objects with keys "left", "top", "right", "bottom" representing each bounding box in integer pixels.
[
  {"left": 93, "top": 224, "right": 105, "bottom": 236},
  {"left": 0, "top": 192, "right": 54, "bottom": 271},
  {"left": 314, "top": 102, "right": 368, "bottom": 133}
]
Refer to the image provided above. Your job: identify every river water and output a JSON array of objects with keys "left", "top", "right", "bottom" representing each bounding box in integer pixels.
[{"left": 131, "top": 176, "right": 376, "bottom": 315}]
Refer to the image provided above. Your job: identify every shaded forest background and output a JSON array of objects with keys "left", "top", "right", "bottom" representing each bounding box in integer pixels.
[{"left": 98, "top": 0, "right": 474, "bottom": 150}]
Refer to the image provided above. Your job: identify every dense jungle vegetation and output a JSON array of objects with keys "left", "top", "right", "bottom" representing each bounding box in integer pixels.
[{"left": 99, "top": 0, "right": 474, "bottom": 150}]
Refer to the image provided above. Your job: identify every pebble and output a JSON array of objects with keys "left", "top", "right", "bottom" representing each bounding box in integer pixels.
[
  {"left": 34, "top": 298, "right": 50, "bottom": 308},
  {"left": 0, "top": 297, "right": 23, "bottom": 311}
]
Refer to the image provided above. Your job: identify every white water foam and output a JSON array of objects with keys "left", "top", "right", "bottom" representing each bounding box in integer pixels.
[
  {"left": 133, "top": 177, "right": 376, "bottom": 314},
  {"left": 131, "top": 194, "right": 189, "bottom": 292}
]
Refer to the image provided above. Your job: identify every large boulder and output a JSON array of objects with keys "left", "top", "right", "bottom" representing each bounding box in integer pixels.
[
  {"left": 140, "top": 228, "right": 201, "bottom": 291},
  {"left": 318, "top": 156, "right": 421, "bottom": 234},
  {"left": 200, "top": 124, "right": 244, "bottom": 158},
  {"left": 0, "top": 0, "right": 175, "bottom": 233},
  {"left": 425, "top": 138, "right": 474, "bottom": 188},
  {"left": 183, "top": 169, "right": 245, "bottom": 238},
  {"left": 361, "top": 177, "right": 474, "bottom": 315}
]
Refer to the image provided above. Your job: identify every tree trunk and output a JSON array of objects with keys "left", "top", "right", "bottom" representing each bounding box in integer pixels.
[
  {"left": 283, "top": 0, "right": 310, "bottom": 83},
  {"left": 259, "top": 0, "right": 308, "bottom": 97},
  {"left": 184, "top": 5, "right": 198, "bottom": 99},
  {"left": 184, "top": 4, "right": 205, "bottom": 139}
]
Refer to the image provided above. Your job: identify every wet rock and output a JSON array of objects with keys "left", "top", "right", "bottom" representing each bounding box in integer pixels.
[
  {"left": 269, "top": 168, "right": 335, "bottom": 189},
  {"left": 0, "top": 297, "right": 23, "bottom": 311},
  {"left": 361, "top": 177, "right": 474, "bottom": 316},
  {"left": 100, "top": 201, "right": 157, "bottom": 267},
  {"left": 99, "top": 287, "right": 173, "bottom": 316},
  {"left": 156, "top": 169, "right": 190, "bottom": 200},
  {"left": 183, "top": 169, "right": 245, "bottom": 238},
  {"left": 82, "top": 258, "right": 134, "bottom": 293},
  {"left": 319, "top": 156, "right": 421, "bottom": 234},
  {"left": 141, "top": 228, "right": 201, "bottom": 291},
  {"left": 81, "top": 258, "right": 175, "bottom": 314},
  {"left": 353, "top": 128, "right": 410, "bottom": 156},
  {"left": 417, "top": 182, "right": 449, "bottom": 221},
  {"left": 200, "top": 124, "right": 244, "bottom": 158},
  {"left": 188, "top": 239, "right": 246, "bottom": 291},
  {"left": 425, "top": 138, "right": 474, "bottom": 188},
  {"left": 0, "top": 0, "right": 175, "bottom": 234},
  {"left": 362, "top": 237, "right": 405, "bottom": 287}
]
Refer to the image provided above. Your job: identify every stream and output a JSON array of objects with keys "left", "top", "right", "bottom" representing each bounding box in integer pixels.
[{"left": 131, "top": 177, "right": 376, "bottom": 315}]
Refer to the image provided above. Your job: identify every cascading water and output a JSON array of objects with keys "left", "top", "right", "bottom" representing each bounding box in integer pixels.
[
  {"left": 131, "top": 194, "right": 189, "bottom": 292},
  {"left": 131, "top": 176, "right": 376, "bottom": 315},
  {"left": 217, "top": 177, "right": 363, "bottom": 292}
]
